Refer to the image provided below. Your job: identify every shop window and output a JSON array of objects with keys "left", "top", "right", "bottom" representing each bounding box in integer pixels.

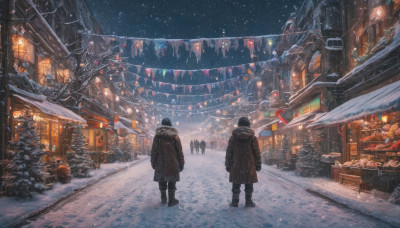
[
  {"left": 56, "top": 68, "right": 71, "bottom": 84},
  {"left": 88, "top": 129, "right": 107, "bottom": 152},
  {"left": 38, "top": 57, "right": 55, "bottom": 86},
  {"left": 12, "top": 34, "right": 35, "bottom": 64},
  {"left": 37, "top": 118, "right": 50, "bottom": 152},
  {"left": 50, "top": 122, "right": 59, "bottom": 153}
]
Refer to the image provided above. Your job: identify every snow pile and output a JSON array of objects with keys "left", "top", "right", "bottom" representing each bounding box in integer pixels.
[
  {"left": 389, "top": 185, "right": 400, "bottom": 205},
  {"left": 0, "top": 157, "right": 147, "bottom": 227}
]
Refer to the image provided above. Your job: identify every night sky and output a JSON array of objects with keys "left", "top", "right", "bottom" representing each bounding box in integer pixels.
[{"left": 86, "top": 0, "right": 300, "bottom": 39}]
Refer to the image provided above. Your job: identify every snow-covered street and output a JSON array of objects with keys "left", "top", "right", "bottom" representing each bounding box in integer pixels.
[{"left": 23, "top": 149, "right": 389, "bottom": 228}]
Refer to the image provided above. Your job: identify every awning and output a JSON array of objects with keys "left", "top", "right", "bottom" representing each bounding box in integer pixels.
[
  {"left": 14, "top": 94, "right": 86, "bottom": 123},
  {"left": 309, "top": 79, "right": 400, "bottom": 128},
  {"left": 114, "top": 121, "right": 137, "bottom": 135},
  {"left": 283, "top": 112, "right": 319, "bottom": 129}
]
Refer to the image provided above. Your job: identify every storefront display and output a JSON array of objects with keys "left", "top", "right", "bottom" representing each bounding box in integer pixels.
[{"left": 339, "top": 111, "right": 400, "bottom": 192}]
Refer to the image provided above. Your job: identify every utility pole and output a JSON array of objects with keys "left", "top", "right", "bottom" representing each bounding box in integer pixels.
[{"left": 0, "top": 0, "right": 11, "bottom": 174}]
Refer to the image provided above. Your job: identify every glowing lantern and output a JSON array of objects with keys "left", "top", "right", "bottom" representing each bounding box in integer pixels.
[
  {"left": 115, "top": 95, "right": 119, "bottom": 101},
  {"left": 95, "top": 77, "right": 101, "bottom": 83},
  {"left": 382, "top": 115, "right": 388, "bottom": 123}
]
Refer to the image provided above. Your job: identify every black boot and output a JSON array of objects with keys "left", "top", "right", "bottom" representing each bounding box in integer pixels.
[
  {"left": 160, "top": 190, "right": 167, "bottom": 204},
  {"left": 231, "top": 184, "right": 240, "bottom": 207},
  {"left": 168, "top": 189, "right": 179, "bottom": 207},
  {"left": 245, "top": 191, "right": 256, "bottom": 207},
  {"left": 231, "top": 192, "right": 240, "bottom": 207},
  {"left": 168, "top": 182, "right": 179, "bottom": 207},
  {"left": 245, "top": 184, "right": 255, "bottom": 207},
  {"left": 159, "top": 182, "right": 167, "bottom": 204}
]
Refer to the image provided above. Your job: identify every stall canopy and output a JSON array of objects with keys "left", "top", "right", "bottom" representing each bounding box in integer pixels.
[
  {"left": 309, "top": 79, "right": 400, "bottom": 128},
  {"left": 283, "top": 112, "right": 317, "bottom": 129},
  {"left": 14, "top": 94, "right": 86, "bottom": 123},
  {"left": 114, "top": 121, "right": 137, "bottom": 135}
]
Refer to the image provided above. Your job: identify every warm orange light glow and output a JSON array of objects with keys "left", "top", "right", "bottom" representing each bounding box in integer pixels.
[{"left": 382, "top": 115, "right": 388, "bottom": 123}]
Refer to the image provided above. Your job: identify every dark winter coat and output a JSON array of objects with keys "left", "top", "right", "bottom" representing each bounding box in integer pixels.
[
  {"left": 200, "top": 141, "right": 206, "bottom": 150},
  {"left": 194, "top": 140, "right": 200, "bottom": 149},
  {"left": 225, "top": 126, "right": 261, "bottom": 184},
  {"left": 151, "top": 126, "right": 185, "bottom": 182}
]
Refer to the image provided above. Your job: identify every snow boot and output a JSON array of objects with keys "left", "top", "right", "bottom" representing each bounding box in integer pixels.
[
  {"left": 160, "top": 190, "right": 167, "bottom": 204},
  {"left": 230, "top": 192, "right": 240, "bottom": 207},
  {"left": 245, "top": 191, "right": 256, "bottom": 207},
  {"left": 231, "top": 184, "right": 240, "bottom": 207},
  {"left": 168, "top": 189, "right": 179, "bottom": 207}
]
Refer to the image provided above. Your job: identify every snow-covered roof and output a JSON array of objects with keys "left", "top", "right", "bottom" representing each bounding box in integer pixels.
[
  {"left": 14, "top": 94, "right": 86, "bottom": 124},
  {"left": 9, "top": 85, "right": 46, "bottom": 102},
  {"left": 114, "top": 121, "right": 137, "bottom": 135},
  {"left": 283, "top": 112, "right": 319, "bottom": 129},
  {"left": 309, "top": 79, "right": 400, "bottom": 128}
]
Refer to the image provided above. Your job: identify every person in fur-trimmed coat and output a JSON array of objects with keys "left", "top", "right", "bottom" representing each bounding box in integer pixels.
[
  {"left": 225, "top": 117, "right": 261, "bottom": 207},
  {"left": 151, "top": 118, "right": 185, "bottom": 207}
]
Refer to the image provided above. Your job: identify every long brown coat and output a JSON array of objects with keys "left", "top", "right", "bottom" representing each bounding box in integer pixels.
[
  {"left": 225, "top": 126, "right": 261, "bottom": 184},
  {"left": 151, "top": 126, "right": 184, "bottom": 182}
]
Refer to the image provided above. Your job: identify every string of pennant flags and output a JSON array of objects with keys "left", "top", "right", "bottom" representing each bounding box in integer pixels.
[
  {"left": 83, "top": 30, "right": 313, "bottom": 62},
  {"left": 144, "top": 93, "right": 244, "bottom": 112},
  {"left": 125, "top": 71, "right": 246, "bottom": 95},
  {"left": 116, "top": 59, "right": 273, "bottom": 84}
]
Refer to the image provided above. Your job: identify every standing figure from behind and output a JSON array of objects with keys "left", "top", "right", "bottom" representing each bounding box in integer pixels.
[
  {"left": 200, "top": 140, "right": 206, "bottom": 155},
  {"left": 190, "top": 140, "right": 194, "bottom": 155},
  {"left": 225, "top": 117, "right": 261, "bottom": 207},
  {"left": 151, "top": 118, "right": 185, "bottom": 207},
  {"left": 194, "top": 140, "right": 200, "bottom": 154}
]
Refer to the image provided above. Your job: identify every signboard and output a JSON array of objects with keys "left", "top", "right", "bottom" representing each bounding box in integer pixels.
[
  {"left": 262, "top": 111, "right": 276, "bottom": 118},
  {"left": 349, "top": 143, "right": 358, "bottom": 156},
  {"left": 260, "top": 130, "right": 272, "bottom": 137},
  {"left": 294, "top": 96, "right": 321, "bottom": 117},
  {"left": 271, "top": 123, "right": 278, "bottom": 131}
]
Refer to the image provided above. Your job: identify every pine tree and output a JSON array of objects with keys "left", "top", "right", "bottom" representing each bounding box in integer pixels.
[
  {"left": 120, "top": 138, "right": 135, "bottom": 161},
  {"left": 278, "top": 134, "right": 290, "bottom": 169},
  {"left": 67, "top": 126, "right": 93, "bottom": 178},
  {"left": 5, "top": 111, "right": 46, "bottom": 198},
  {"left": 296, "top": 129, "right": 322, "bottom": 177}
]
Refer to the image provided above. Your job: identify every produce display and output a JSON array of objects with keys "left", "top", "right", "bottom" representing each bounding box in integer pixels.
[
  {"left": 361, "top": 123, "right": 400, "bottom": 151},
  {"left": 343, "top": 159, "right": 400, "bottom": 169}
]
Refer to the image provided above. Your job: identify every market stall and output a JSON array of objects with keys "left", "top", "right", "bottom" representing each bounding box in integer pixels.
[{"left": 310, "top": 80, "right": 400, "bottom": 192}]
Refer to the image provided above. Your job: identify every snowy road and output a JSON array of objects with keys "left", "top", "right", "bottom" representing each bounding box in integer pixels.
[{"left": 23, "top": 150, "right": 389, "bottom": 228}]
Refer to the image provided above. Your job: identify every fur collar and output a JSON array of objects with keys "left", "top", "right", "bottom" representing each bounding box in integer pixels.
[
  {"left": 232, "top": 126, "right": 255, "bottom": 139},
  {"left": 155, "top": 126, "right": 178, "bottom": 138}
]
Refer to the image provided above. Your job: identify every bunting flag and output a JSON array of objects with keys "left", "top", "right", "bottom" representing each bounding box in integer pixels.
[
  {"left": 154, "top": 40, "right": 168, "bottom": 58},
  {"left": 131, "top": 39, "right": 144, "bottom": 57},
  {"left": 190, "top": 40, "right": 203, "bottom": 63}
]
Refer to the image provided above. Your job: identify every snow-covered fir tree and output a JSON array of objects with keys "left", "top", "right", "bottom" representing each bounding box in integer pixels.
[
  {"left": 278, "top": 134, "right": 290, "bottom": 168},
  {"left": 66, "top": 126, "right": 93, "bottom": 178},
  {"left": 296, "top": 129, "right": 322, "bottom": 177},
  {"left": 120, "top": 138, "right": 135, "bottom": 161},
  {"left": 5, "top": 111, "right": 46, "bottom": 198},
  {"left": 389, "top": 185, "right": 400, "bottom": 205}
]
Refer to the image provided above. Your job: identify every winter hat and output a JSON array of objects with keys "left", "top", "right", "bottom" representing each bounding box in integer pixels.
[
  {"left": 161, "top": 118, "right": 172, "bottom": 126},
  {"left": 238, "top": 117, "right": 250, "bottom": 127}
]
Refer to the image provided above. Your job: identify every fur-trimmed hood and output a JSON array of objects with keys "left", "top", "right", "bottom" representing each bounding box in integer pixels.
[
  {"left": 232, "top": 126, "right": 255, "bottom": 139},
  {"left": 155, "top": 126, "right": 179, "bottom": 138}
]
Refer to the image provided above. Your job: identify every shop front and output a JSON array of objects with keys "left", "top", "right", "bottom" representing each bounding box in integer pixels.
[
  {"left": 10, "top": 89, "right": 87, "bottom": 164},
  {"left": 310, "top": 79, "right": 400, "bottom": 193},
  {"left": 81, "top": 110, "right": 116, "bottom": 166}
]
